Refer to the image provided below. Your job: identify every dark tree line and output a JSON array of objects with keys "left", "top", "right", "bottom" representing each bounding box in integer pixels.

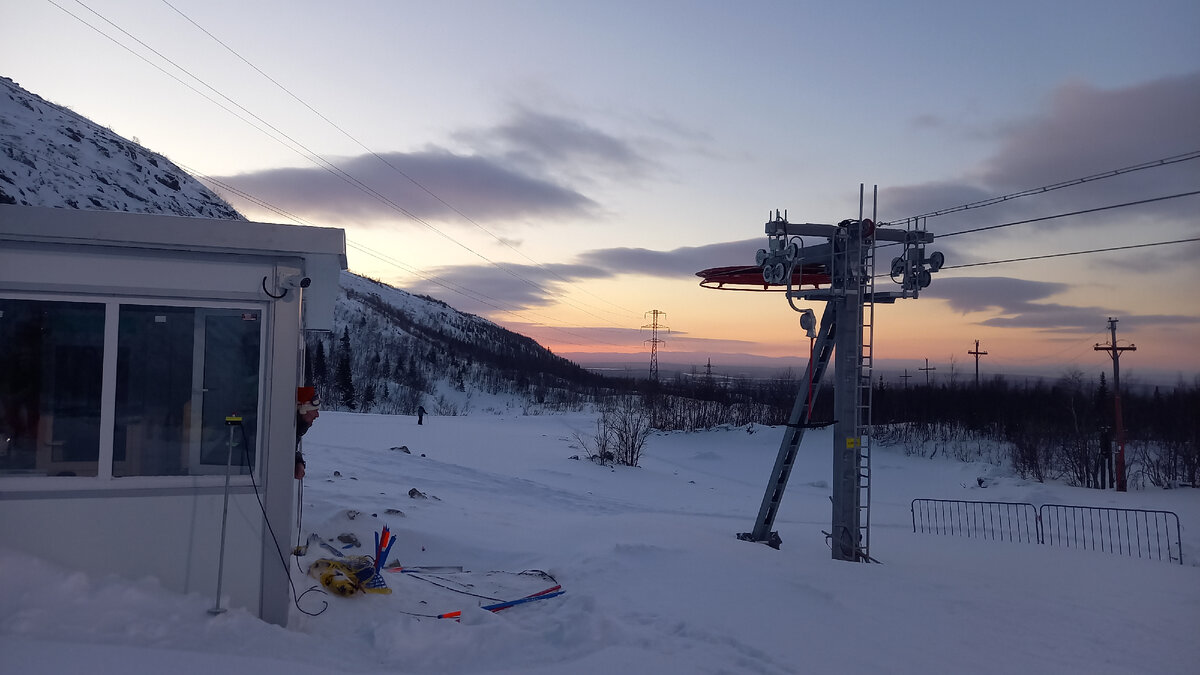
[
  {"left": 871, "top": 370, "right": 1199, "bottom": 489},
  {"left": 301, "top": 277, "right": 1195, "bottom": 489}
]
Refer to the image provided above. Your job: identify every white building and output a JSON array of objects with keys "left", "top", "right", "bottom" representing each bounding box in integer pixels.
[{"left": 0, "top": 205, "right": 346, "bottom": 625}]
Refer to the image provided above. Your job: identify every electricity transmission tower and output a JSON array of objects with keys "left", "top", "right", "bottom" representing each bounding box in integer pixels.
[
  {"left": 1094, "top": 318, "right": 1136, "bottom": 491},
  {"left": 642, "top": 310, "right": 669, "bottom": 380}
]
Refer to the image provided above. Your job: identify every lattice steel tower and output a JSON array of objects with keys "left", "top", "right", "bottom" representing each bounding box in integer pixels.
[{"left": 643, "top": 310, "right": 668, "bottom": 380}]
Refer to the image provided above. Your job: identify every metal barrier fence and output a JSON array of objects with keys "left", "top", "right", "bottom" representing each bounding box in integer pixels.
[
  {"left": 911, "top": 499, "right": 1183, "bottom": 565},
  {"left": 1039, "top": 504, "right": 1182, "bottom": 565},
  {"left": 910, "top": 499, "right": 1040, "bottom": 543}
]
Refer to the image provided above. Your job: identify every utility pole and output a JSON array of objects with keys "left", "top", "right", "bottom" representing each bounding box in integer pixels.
[
  {"left": 968, "top": 340, "right": 988, "bottom": 388},
  {"left": 900, "top": 369, "right": 912, "bottom": 389},
  {"left": 642, "top": 310, "right": 669, "bottom": 381},
  {"left": 1094, "top": 318, "right": 1135, "bottom": 492},
  {"left": 919, "top": 358, "right": 936, "bottom": 387}
]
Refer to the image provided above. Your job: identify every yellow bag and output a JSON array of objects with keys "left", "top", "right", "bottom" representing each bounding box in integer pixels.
[{"left": 307, "top": 556, "right": 392, "bottom": 596}]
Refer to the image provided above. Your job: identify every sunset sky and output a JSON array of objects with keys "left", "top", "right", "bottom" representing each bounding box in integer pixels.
[{"left": 5, "top": 0, "right": 1199, "bottom": 383}]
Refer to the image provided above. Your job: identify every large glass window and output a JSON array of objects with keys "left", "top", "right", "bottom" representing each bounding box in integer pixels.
[
  {"left": 0, "top": 299, "right": 105, "bottom": 477},
  {"left": 114, "top": 306, "right": 261, "bottom": 477},
  {"left": 0, "top": 297, "right": 263, "bottom": 480}
]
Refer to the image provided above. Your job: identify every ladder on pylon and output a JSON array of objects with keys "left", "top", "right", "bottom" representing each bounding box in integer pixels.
[{"left": 855, "top": 225, "right": 876, "bottom": 561}]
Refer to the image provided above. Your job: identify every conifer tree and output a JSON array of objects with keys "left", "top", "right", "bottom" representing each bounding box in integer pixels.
[
  {"left": 312, "top": 340, "right": 328, "bottom": 388},
  {"left": 335, "top": 327, "right": 356, "bottom": 410}
]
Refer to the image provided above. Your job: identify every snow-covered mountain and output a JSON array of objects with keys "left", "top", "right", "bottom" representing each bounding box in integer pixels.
[
  {"left": 0, "top": 76, "right": 240, "bottom": 218},
  {"left": 0, "top": 75, "right": 607, "bottom": 412},
  {"left": 312, "top": 270, "right": 611, "bottom": 416}
]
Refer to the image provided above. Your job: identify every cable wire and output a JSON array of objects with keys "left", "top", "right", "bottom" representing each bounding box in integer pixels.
[
  {"left": 938, "top": 190, "right": 1200, "bottom": 239},
  {"left": 885, "top": 150, "right": 1200, "bottom": 224},
  {"left": 940, "top": 237, "right": 1199, "bottom": 271},
  {"left": 160, "top": 0, "right": 639, "bottom": 321},
  {"left": 54, "top": 0, "right": 637, "bottom": 330}
]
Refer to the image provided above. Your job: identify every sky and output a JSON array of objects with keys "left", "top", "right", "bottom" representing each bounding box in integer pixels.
[
  {"left": 4, "top": 0, "right": 1199, "bottom": 382},
  {"left": 3, "top": 409, "right": 1198, "bottom": 673}
]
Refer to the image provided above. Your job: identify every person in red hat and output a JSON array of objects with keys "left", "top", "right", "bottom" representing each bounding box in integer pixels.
[{"left": 295, "top": 386, "right": 320, "bottom": 479}]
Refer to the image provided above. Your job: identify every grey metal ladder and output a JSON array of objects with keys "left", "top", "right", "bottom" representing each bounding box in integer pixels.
[{"left": 855, "top": 227, "right": 877, "bottom": 561}]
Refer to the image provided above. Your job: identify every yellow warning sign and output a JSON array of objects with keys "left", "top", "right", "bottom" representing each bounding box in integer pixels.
[{"left": 845, "top": 437, "right": 861, "bottom": 449}]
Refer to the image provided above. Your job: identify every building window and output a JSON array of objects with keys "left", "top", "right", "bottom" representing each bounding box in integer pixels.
[
  {"left": 114, "top": 306, "right": 262, "bottom": 477},
  {"left": 0, "top": 299, "right": 105, "bottom": 477},
  {"left": 0, "top": 297, "right": 263, "bottom": 479}
]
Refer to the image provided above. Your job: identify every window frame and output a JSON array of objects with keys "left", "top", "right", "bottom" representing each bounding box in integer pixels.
[{"left": 0, "top": 290, "right": 269, "bottom": 491}]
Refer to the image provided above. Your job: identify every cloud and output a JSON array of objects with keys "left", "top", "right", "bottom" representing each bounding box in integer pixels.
[
  {"left": 215, "top": 149, "right": 598, "bottom": 226},
  {"left": 928, "top": 276, "right": 1199, "bottom": 332},
  {"left": 479, "top": 108, "right": 652, "bottom": 177},
  {"left": 929, "top": 277, "right": 1068, "bottom": 314},
  {"left": 981, "top": 74, "right": 1200, "bottom": 196},
  {"left": 406, "top": 238, "right": 765, "bottom": 311},
  {"left": 499, "top": 321, "right": 762, "bottom": 353},
  {"left": 442, "top": 107, "right": 672, "bottom": 196},
  {"left": 215, "top": 107, "right": 678, "bottom": 229},
  {"left": 885, "top": 72, "right": 1200, "bottom": 231},
  {"left": 406, "top": 260, "right": 610, "bottom": 313},
  {"left": 577, "top": 238, "right": 765, "bottom": 277}
]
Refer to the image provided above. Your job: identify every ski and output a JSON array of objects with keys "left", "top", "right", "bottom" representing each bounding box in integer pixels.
[
  {"left": 385, "top": 565, "right": 466, "bottom": 574},
  {"left": 481, "top": 585, "right": 563, "bottom": 612}
]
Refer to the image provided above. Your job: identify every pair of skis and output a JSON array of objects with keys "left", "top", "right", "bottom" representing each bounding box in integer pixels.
[
  {"left": 434, "top": 583, "right": 564, "bottom": 620},
  {"left": 384, "top": 565, "right": 563, "bottom": 619}
]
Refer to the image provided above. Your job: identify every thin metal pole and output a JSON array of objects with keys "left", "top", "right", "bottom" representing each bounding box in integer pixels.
[{"left": 209, "top": 418, "right": 239, "bottom": 615}]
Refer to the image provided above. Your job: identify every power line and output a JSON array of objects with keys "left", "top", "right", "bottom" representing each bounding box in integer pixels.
[
  {"left": 180, "top": 166, "right": 585, "bottom": 332},
  {"left": 191, "top": 166, "right": 632, "bottom": 347},
  {"left": 874, "top": 188, "right": 1200, "bottom": 262},
  {"left": 885, "top": 150, "right": 1200, "bottom": 224},
  {"left": 938, "top": 190, "right": 1200, "bottom": 239},
  {"left": 0, "top": 138, "right": 622, "bottom": 349},
  {"left": 53, "top": 0, "right": 637, "bottom": 330},
  {"left": 162, "top": 0, "right": 639, "bottom": 321},
  {"left": 940, "top": 237, "right": 1199, "bottom": 271}
]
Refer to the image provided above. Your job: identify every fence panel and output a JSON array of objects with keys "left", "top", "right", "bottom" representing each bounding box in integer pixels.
[
  {"left": 911, "top": 499, "right": 1040, "bottom": 544},
  {"left": 1039, "top": 504, "right": 1183, "bottom": 565}
]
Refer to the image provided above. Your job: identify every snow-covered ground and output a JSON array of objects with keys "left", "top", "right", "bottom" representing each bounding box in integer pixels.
[{"left": 3, "top": 411, "right": 1198, "bottom": 674}]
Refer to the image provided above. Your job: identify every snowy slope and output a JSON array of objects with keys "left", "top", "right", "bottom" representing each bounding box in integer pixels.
[
  {"left": 317, "top": 271, "right": 605, "bottom": 415},
  {"left": 0, "top": 76, "right": 240, "bottom": 218},
  {"left": 2, "top": 411, "right": 1198, "bottom": 674}
]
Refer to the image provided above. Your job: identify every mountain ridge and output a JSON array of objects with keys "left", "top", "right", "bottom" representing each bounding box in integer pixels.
[
  {"left": 0, "top": 75, "right": 609, "bottom": 413},
  {"left": 0, "top": 76, "right": 241, "bottom": 219}
]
